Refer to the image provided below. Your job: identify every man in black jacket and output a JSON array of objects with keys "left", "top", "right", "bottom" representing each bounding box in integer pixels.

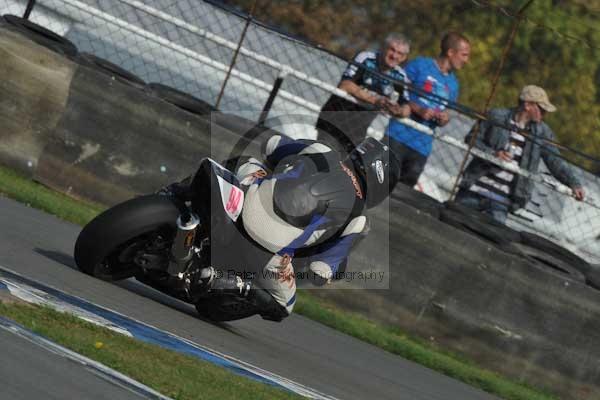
[{"left": 316, "top": 33, "right": 412, "bottom": 153}]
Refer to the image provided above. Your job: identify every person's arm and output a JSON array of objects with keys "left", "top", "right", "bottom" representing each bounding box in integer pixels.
[
  {"left": 386, "top": 102, "right": 412, "bottom": 118},
  {"left": 338, "top": 79, "right": 383, "bottom": 106},
  {"left": 384, "top": 73, "right": 411, "bottom": 118},
  {"left": 434, "top": 79, "right": 459, "bottom": 127},
  {"left": 308, "top": 216, "right": 368, "bottom": 285},
  {"left": 336, "top": 51, "right": 384, "bottom": 107},
  {"left": 403, "top": 58, "right": 437, "bottom": 121},
  {"left": 435, "top": 111, "right": 450, "bottom": 126},
  {"left": 409, "top": 101, "right": 437, "bottom": 120},
  {"left": 466, "top": 110, "right": 510, "bottom": 161},
  {"left": 339, "top": 78, "right": 408, "bottom": 114},
  {"left": 539, "top": 126, "right": 585, "bottom": 200}
]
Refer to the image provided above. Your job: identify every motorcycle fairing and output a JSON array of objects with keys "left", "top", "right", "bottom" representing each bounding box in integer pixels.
[
  {"left": 207, "top": 158, "right": 244, "bottom": 222},
  {"left": 190, "top": 158, "right": 273, "bottom": 276}
]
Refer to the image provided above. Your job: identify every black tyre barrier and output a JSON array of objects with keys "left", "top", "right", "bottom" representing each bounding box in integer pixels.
[
  {"left": 519, "top": 231, "right": 591, "bottom": 276},
  {"left": 507, "top": 242, "right": 587, "bottom": 283},
  {"left": 211, "top": 112, "right": 262, "bottom": 134},
  {"left": 2, "top": 14, "right": 78, "bottom": 57},
  {"left": 210, "top": 113, "right": 285, "bottom": 148},
  {"left": 444, "top": 200, "right": 522, "bottom": 243},
  {"left": 75, "top": 52, "right": 146, "bottom": 88},
  {"left": 439, "top": 207, "right": 515, "bottom": 247},
  {"left": 148, "top": 83, "right": 216, "bottom": 116},
  {"left": 390, "top": 183, "right": 443, "bottom": 218},
  {"left": 389, "top": 197, "right": 440, "bottom": 219},
  {"left": 585, "top": 265, "right": 600, "bottom": 290}
]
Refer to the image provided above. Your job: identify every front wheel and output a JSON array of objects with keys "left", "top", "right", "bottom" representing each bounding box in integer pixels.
[{"left": 74, "top": 195, "right": 180, "bottom": 280}]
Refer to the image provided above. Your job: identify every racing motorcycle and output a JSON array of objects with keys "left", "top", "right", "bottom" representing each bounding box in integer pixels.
[{"left": 74, "top": 158, "right": 279, "bottom": 321}]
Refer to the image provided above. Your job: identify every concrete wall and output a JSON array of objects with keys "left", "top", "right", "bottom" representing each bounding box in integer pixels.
[
  {"left": 1, "top": 28, "right": 599, "bottom": 399},
  {"left": 320, "top": 204, "right": 600, "bottom": 398}
]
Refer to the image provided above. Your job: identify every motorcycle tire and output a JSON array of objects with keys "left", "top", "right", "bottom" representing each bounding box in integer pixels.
[
  {"left": 75, "top": 52, "right": 146, "bottom": 89},
  {"left": 2, "top": 14, "right": 78, "bottom": 57},
  {"left": 74, "top": 194, "right": 180, "bottom": 281},
  {"left": 148, "top": 82, "right": 216, "bottom": 116}
]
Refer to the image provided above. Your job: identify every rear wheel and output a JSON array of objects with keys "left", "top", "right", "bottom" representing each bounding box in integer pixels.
[{"left": 74, "top": 195, "right": 180, "bottom": 280}]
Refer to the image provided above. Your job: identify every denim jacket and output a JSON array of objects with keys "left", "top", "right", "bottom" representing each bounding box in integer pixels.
[{"left": 460, "top": 108, "right": 581, "bottom": 210}]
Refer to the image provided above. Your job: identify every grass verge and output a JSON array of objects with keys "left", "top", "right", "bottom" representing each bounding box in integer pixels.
[
  {"left": 0, "top": 301, "right": 302, "bottom": 400},
  {"left": 0, "top": 164, "right": 558, "bottom": 400},
  {"left": 294, "top": 292, "right": 557, "bottom": 400},
  {"left": 0, "top": 167, "right": 103, "bottom": 226}
]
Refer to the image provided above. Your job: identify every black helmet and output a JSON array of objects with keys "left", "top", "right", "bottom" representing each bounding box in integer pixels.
[{"left": 348, "top": 137, "right": 400, "bottom": 208}]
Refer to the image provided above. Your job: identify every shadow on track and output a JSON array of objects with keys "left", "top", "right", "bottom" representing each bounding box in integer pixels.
[
  {"left": 33, "top": 247, "right": 247, "bottom": 335},
  {"left": 34, "top": 248, "right": 77, "bottom": 270}
]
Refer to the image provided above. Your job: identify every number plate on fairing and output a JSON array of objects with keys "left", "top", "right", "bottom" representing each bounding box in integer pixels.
[
  {"left": 208, "top": 159, "right": 244, "bottom": 222},
  {"left": 217, "top": 176, "right": 244, "bottom": 221}
]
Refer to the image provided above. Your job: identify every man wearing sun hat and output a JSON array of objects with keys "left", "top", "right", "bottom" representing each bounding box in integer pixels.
[{"left": 456, "top": 84, "right": 585, "bottom": 223}]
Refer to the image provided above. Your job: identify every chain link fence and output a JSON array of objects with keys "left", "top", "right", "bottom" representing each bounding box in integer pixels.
[{"left": 1, "top": 0, "right": 599, "bottom": 268}]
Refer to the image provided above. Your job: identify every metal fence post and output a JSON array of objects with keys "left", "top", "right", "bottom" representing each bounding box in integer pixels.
[
  {"left": 214, "top": 0, "right": 258, "bottom": 110},
  {"left": 258, "top": 69, "right": 288, "bottom": 126},
  {"left": 23, "top": 0, "right": 37, "bottom": 19},
  {"left": 449, "top": 0, "right": 535, "bottom": 200}
]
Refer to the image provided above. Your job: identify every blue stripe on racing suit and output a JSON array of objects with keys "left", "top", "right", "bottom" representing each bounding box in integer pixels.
[
  {"left": 265, "top": 136, "right": 314, "bottom": 166},
  {"left": 286, "top": 293, "right": 296, "bottom": 307},
  {"left": 270, "top": 162, "right": 305, "bottom": 181},
  {"left": 278, "top": 214, "right": 330, "bottom": 257},
  {"left": 309, "top": 233, "right": 359, "bottom": 277}
]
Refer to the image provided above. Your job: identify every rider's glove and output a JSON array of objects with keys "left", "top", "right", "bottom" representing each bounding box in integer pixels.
[
  {"left": 236, "top": 157, "right": 269, "bottom": 186},
  {"left": 309, "top": 261, "right": 333, "bottom": 286}
]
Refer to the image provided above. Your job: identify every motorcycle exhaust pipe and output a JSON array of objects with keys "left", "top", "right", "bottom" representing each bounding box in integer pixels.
[{"left": 168, "top": 213, "right": 200, "bottom": 276}]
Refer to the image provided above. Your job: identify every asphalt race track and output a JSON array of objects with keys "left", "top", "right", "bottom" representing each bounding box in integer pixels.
[
  {"left": 0, "top": 196, "right": 498, "bottom": 400},
  {"left": 0, "top": 325, "right": 152, "bottom": 400}
]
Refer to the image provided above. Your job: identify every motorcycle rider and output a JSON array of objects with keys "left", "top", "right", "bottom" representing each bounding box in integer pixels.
[{"left": 165, "top": 134, "right": 400, "bottom": 322}]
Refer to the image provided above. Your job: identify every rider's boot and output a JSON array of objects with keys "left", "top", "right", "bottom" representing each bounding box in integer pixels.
[
  {"left": 191, "top": 267, "right": 254, "bottom": 299},
  {"left": 250, "top": 287, "right": 289, "bottom": 322},
  {"left": 192, "top": 267, "right": 288, "bottom": 322},
  {"left": 206, "top": 268, "right": 252, "bottom": 297}
]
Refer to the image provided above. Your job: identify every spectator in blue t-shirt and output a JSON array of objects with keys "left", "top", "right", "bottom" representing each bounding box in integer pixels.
[{"left": 386, "top": 32, "right": 471, "bottom": 187}]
